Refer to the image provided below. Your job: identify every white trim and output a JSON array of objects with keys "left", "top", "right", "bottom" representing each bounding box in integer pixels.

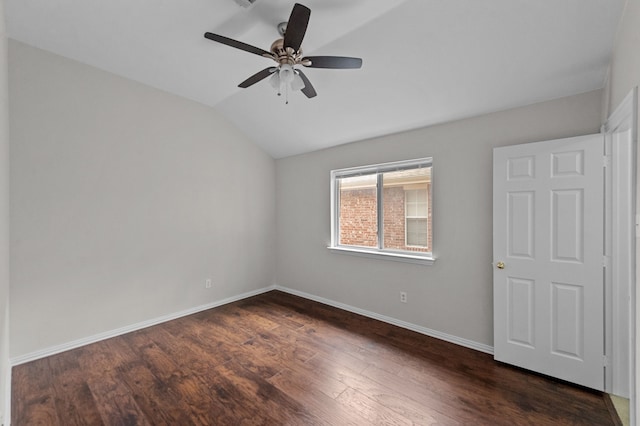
[
  {"left": 274, "top": 285, "right": 493, "bottom": 355},
  {"left": 6, "top": 282, "right": 490, "bottom": 366},
  {"left": 330, "top": 157, "right": 433, "bottom": 180},
  {"left": 603, "top": 87, "right": 637, "bottom": 417},
  {"left": 604, "top": 88, "right": 638, "bottom": 134},
  {"left": 611, "top": 128, "right": 633, "bottom": 397},
  {"left": 10, "top": 285, "right": 276, "bottom": 366},
  {"left": 604, "top": 124, "right": 614, "bottom": 394},
  {"left": 328, "top": 246, "right": 436, "bottom": 265},
  {"left": 2, "top": 366, "right": 9, "bottom": 426},
  {"left": 2, "top": 306, "right": 10, "bottom": 426}
]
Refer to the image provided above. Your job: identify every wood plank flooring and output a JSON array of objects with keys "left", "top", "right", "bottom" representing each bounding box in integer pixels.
[{"left": 12, "top": 290, "right": 616, "bottom": 425}]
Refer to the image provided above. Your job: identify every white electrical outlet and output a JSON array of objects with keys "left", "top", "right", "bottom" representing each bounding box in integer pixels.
[
  {"left": 205, "top": 279, "right": 212, "bottom": 289},
  {"left": 400, "top": 292, "right": 407, "bottom": 303}
]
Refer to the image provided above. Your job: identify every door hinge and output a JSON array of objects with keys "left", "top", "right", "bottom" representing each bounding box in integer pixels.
[
  {"left": 603, "top": 256, "right": 611, "bottom": 268},
  {"left": 603, "top": 355, "right": 609, "bottom": 367},
  {"left": 603, "top": 155, "right": 611, "bottom": 168}
]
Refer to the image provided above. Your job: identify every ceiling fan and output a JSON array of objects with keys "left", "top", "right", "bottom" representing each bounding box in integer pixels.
[{"left": 204, "top": 3, "right": 362, "bottom": 101}]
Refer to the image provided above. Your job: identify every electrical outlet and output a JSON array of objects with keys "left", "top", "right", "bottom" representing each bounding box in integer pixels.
[
  {"left": 400, "top": 292, "right": 407, "bottom": 303},
  {"left": 205, "top": 279, "right": 212, "bottom": 289}
]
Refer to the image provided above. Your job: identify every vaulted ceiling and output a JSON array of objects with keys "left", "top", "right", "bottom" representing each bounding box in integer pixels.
[{"left": 5, "top": 0, "right": 625, "bottom": 158}]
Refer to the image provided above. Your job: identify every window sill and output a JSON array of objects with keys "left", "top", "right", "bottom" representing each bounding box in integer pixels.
[{"left": 327, "top": 246, "right": 436, "bottom": 265}]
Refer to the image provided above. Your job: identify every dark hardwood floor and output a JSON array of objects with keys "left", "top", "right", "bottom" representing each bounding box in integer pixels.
[{"left": 12, "top": 290, "right": 615, "bottom": 425}]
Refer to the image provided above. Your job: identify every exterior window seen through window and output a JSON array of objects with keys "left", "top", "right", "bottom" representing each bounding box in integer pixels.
[{"left": 405, "top": 188, "right": 429, "bottom": 248}]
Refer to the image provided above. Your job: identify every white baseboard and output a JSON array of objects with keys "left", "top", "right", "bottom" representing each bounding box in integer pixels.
[
  {"left": 10, "top": 285, "right": 276, "bottom": 367},
  {"left": 274, "top": 285, "right": 494, "bottom": 355},
  {"left": 10, "top": 283, "right": 493, "bottom": 369}
]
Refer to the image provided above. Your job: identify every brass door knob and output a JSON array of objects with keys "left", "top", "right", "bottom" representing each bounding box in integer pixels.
[{"left": 496, "top": 261, "right": 505, "bottom": 269}]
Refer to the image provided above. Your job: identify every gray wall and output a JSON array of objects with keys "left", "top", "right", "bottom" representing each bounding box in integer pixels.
[
  {"left": 9, "top": 41, "right": 276, "bottom": 358},
  {"left": 276, "top": 90, "right": 602, "bottom": 347},
  {"left": 0, "top": 0, "right": 9, "bottom": 422},
  {"left": 606, "top": 0, "right": 640, "bottom": 115},
  {"left": 605, "top": 0, "right": 640, "bottom": 417}
]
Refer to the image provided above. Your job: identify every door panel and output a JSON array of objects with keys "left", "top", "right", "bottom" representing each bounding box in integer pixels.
[
  {"left": 507, "top": 191, "right": 535, "bottom": 258},
  {"left": 507, "top": 277, "right": 535, "bottom": 347},
  {"left": 493, "top": 134, "right": 604, "bottom": 391},
  {"left": 551, "top": 282, "right": 583, "bottom": 359},
  {"left": 551, "top": 189, "right": 583, "bottom": 262}
]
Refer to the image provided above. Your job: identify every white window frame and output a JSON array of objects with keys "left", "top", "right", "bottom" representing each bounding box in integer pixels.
[{"left": 329, "top": 158, "right": 435, "bottom": 265}]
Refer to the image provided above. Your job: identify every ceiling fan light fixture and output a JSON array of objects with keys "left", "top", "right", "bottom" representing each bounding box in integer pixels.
[
  {"left": 291, "top": 72, "right": 305, "bottom": 91},
  {"left": 279, "top": 64, "right": 295, "bottom": 85},
  {"left": 269, "top": 71, "right": 280, "bottom": 90},
  {"left": 268, "top": 65, "right": 304, "bottom": 100}
]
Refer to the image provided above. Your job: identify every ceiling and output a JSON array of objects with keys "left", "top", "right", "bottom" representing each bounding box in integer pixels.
[{"left": 5, "top": 0, "right": 626, "bottom": 158}]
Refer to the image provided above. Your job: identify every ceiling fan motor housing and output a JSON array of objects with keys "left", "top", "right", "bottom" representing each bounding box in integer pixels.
[
  {"left": 270, "top": 39, "right": 296, "bottom": 65},
  {"left": 269, "top": 39, "right": 311, "bottom": 67},
  {"left": 233, "top": 0, "right": 257, "bottom": 8}
]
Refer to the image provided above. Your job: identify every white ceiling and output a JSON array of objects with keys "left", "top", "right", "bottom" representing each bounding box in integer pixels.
[{"left": 5, "top": 0, "right": 625, "bottom": 158}]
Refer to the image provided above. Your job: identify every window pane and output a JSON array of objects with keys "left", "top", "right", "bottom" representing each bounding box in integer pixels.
[
  {"left": 407, "top": 201, "right": 417, "bottom": 217},
  {"left": 416, "top": 200, "right": 428, "bottom": 216},
  {"left": 382, "top": 167, "right": 431, "bottom": 252},
  {"left": 338, "top": 174, "right": 378, "bottom": 247},
  {"left": 407, "top": 218, "right": 428, "bottom": 246}
]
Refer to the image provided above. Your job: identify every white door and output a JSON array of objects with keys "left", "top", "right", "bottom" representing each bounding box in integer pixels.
[{"left": 493, "top": 134, "right": 604, "bottom": 391}]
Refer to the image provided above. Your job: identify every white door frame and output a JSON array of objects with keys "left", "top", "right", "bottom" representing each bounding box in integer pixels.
[{"left": 603, "top": 87, "right": 637, "bottom": 423}]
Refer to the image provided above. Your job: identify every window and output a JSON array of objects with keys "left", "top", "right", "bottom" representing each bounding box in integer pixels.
[
  {"left": 330, "top": 158, "right": 433, "bottom": 263},
  {"left": 405, "top": 189, "right": 428, "bottom": 248}
]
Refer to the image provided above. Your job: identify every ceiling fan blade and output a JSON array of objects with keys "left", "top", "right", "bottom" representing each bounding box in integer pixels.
[
  {"left": 238, "top": 67, "right": 277, "bottom": 88},
  {"left": 296, "top": 70, "right": 317, "bottom": 98},
  {"left": 283, "top": 3, "right": 310, "bottom": 52},
  {"left": 204, "top": 32, "right": 272, "bottom": 57},
  {"left": 303, "top": 56, "right": 363, "bottom": 69}
]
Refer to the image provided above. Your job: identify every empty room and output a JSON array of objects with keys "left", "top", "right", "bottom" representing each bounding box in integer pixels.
[{"left": 0, "top": 0, "right": 639, "bottom": 425}]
